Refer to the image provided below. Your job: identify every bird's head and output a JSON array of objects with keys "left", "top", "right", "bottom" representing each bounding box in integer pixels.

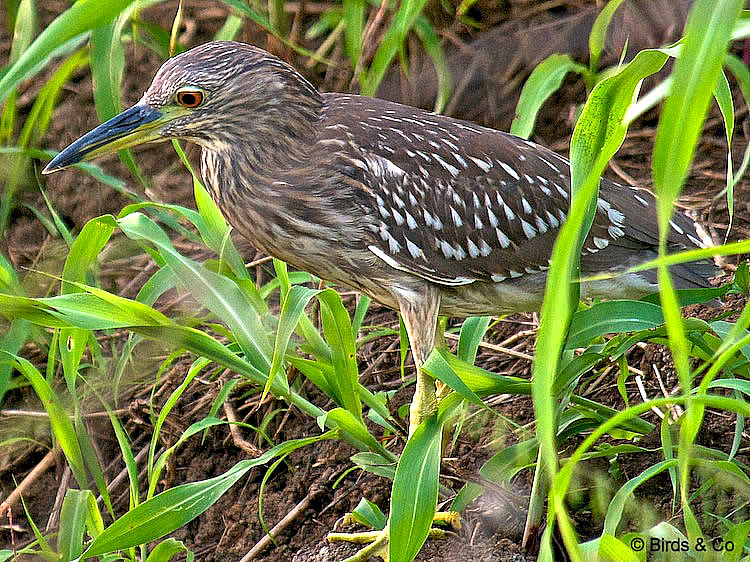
[{"left": 43, "top": 41, "right": 322, "bottom": 174}]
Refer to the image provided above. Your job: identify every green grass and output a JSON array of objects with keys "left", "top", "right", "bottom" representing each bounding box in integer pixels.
[{"left": 1, "top": 1, "right": 750, "bottom": 561}]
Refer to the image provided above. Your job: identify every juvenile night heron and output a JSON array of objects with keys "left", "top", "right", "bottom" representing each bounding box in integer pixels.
[{"left": 44, "top": 40, "right": 714, "bottom": 547}]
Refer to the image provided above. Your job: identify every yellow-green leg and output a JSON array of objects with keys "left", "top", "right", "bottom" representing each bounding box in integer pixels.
[
  {"left": 328, "top": 512, "right": 461, "bottom": 562},
  {"left": 326, "top": 283, "right": 461, "bottom": 560}
]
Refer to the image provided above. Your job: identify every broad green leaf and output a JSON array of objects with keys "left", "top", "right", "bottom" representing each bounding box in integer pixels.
[
  {"left": 172, "top": 141, "right": 255, "bottom": 285},
  {"left": 511, "top": 54, "right": 586, "bottom": 139},
  {"left": 360, "top": 0, "right": 429, "bottom": 96},
  {"left": 713, "top": 70, "right": 735, "bottom": 217},
  {"left": 724, "top": 519, "right": 750, "bottom": 562},
  {"left": 213, "top": 14, "right": 244, "bottom": 41},
  {"left": 91, "top": 10, "right": 149, "bottom": 186},
  {"left": 351, "top": 451, "right": 397, "bottom": 480},
  {"left": 425, "top": 349, "right": 530, "bottom": 397},
  {"left": 264, "top": 285, "right": 320, "bottom": 398},
  {"left": 318, "top": 408, "right": 394, "bottom": 460},
  {"left": 651, "top": 3, "right": 743, "bottom": 542},
  {"left": 117, "top": 212, "right": 273, "bottom": 371},
  {"left": 456, "top": 316, "right": 490, "bottom": 364},
  {"left": 62, "top": 216, "right": 115, "bottom": 293},
  {"left": 149, "top": 417, "right": 225, "bottom": 499},
  {"left": 82, "top": 432, "right": 336, "bottom": 557},
  {"left": 389, "top": 415, "right": 442, "bottom": 562},
  {"left": 351, "top": 497, "right": 387, "bottom": 531},
  {"left": 414, "top": 16, "right": 451, "bottom": 114},
  {"left": 145, "top": 538, "right": 191, "bottom": 562},
  {"left": 589, "top": 0, "right": 627, "bottom": 71},
  {"left": 0, "top": 291, "right": 327, "bottom": 423},
  {"left": 422, "top": 349, "right": 487, "bottom": 408},
  {"left": 566, "top": 300, "right": 665, "bottom": 349},
  {"left": 342, "top": 0, "right": 365, "bottom": 68},
  {"left": 6, "top": 355, "right": 87, "bottom": 487},
  {"left": 0, "top": 0, "right": 138, "bottom": 102},
  {"left": 653, "top": 0, "right": 743, "bottom": 221},
  {"left": 57, "top": 489, "right": 93, "bottom": 561},
  {"left": 317, "top": 289, "right": 362, "bottom": 419},
  {"left": 539, "top": 46, "right": 672, "bottom": 557},
  {"left": 75, "top": 413, "right": 115, "bottom": 517}
]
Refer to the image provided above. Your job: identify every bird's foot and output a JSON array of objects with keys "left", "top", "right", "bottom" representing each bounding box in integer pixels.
[{"left": 327, "top": 512, "right": 461, "bottom": 562}]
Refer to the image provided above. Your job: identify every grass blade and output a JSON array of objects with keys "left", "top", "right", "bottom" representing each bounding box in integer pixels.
[
  {"left": 0, "top": 0, "right": 138, "bottom": 103},
  {"left": 511, "top": 54, "right": 586, "bottom": 139},
  {"left": 389, "top": 414, "right": 442, "bottom": 562}
]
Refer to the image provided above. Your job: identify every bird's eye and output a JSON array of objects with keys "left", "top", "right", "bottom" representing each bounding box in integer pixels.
[{"left": 175, "top": 89, "right": 204, "bottom": 108}]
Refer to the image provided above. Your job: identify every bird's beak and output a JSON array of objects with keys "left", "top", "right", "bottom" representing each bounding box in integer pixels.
[{"left": 42, "top": 104, "right": 171, "bottom": 174}]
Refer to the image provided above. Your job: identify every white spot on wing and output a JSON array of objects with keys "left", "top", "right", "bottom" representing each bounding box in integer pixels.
[
  {"left": 469, "top": 156, "right": 492, "bottom": 173},
  {"left": 387, "top": 232, "right": 401, "bottom": 253},
  {"left": 367, "top": 154, "right": 405, "bottom": 178},
  {"left": 467, "top": 239, "right": 480, "bottom": 258},
  {"left": 521, "top": 219, "right": 537, "bottom": 239},
  {"left": 405, "top": 211, "right": 417, "bottom": 230},
  {"left": 545, "top": 210, "right": 560, "bottom": 228},
  {"left": 608, "top": 208, "right": 625, "bottom": 226},
  {"left": 498, "top": 160, "right": 520, "bottom": 180},
  {"left": 593, "top": 237, "right": 609, "bottom": 249},
  {"left": 439, "top": 239, "right": 454, "bottom": 259},
  {"left": 495, "top": 228, "right": 511, "bottom": 248},
  {"left": 539, "top": 156, "right": 560, "bottom": 173},
  {"left": 404, "top": 236, "right": 424, "bottom": 259},
  {"left": 497, "top": 193, "right": 515, "bottom": 220},
  {"left": 450, "top": 206, "right": 463, "bottom": 227},
  {"left": 434, "top": 154, "right": 460, "bottom": 177},
  {"left": 478, "top": 239, "right": 492, "bottom": 256},
  {"left": 487, "top": 207, "right": 499, "bottom": 228},
  {"left": 424, "top": 209, "right": 442, "bottom": 230},
  {"left": 535, "top": 215, "right": 548, "bottom": 234}
]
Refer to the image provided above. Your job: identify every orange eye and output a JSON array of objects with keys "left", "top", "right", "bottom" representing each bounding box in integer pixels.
[{"left": 176, "top": 89, "right": 204, "bottom": 108}]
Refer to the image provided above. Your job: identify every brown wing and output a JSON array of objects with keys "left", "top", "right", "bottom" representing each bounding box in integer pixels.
[{"left": 319, "top": 93, "right": 712, "bottom": 288}]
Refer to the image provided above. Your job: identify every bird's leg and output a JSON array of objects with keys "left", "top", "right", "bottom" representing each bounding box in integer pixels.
[
  {"left": 433, "top": 317, "right": 452, "bottom": 403},
  {"left": 391, "top": 283, "right": 441, "bottom": 436}
]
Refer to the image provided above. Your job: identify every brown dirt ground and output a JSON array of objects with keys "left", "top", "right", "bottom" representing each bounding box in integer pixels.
[{"left": 1, "top": 1, "right": 749, "bottom": 561}]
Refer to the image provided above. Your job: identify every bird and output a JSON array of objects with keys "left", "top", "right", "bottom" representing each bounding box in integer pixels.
[{"left": 43, "top": 39, "right": 714, "bottom": 551}]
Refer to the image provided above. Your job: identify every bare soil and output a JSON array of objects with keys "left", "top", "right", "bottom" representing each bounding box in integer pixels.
[{"left": 1, "top": 2, "right": 748, "bottom": 561}]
